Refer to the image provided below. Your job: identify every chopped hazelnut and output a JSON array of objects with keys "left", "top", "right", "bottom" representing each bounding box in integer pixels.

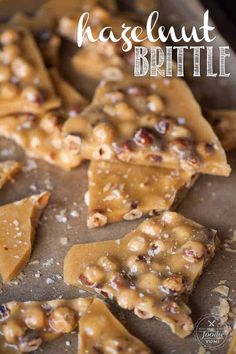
[
  {"left": 11, "top": 57, "right": 34, "bottom": 80},
  {"left": 0, "top": 29, "right": 20, "bottom": 45},
  {"left": 83, "top": 265, "right": 105, "bottom": 286},
  {"left": 155, "top": 117, "right": 172, "bottom": 134},
  {"left": 162, "top": 298, "right": 180, "bottom": 314},
  {"left": 137, "top": 273, "right": 161, "bottom": 293},
  {"left": 147, "top": 94, "right": 164, "bottom": 113},
  {"left": 123, "top": 208, "right": 143, "bottom": 221},
  {"left": 133, "top": 128, "right": 155, "bottom": 146},
  {"left": 87, "top": 211, "right": 108, "bottom": 228},
  {"left": 21, "top": 86, "right": 44, "bottom": 104},
  {"left": 127, "top": 236, "right": 148, "bottom": 253},
  {"left": 97, "top": 255, "right": 120, "bottom": 272},
  {"left": 183, "top": 241, "right": 206, "bottom": 263},
  {"left": 49, "top": 307, "right": 77, "bottom": 333},
  {"left": 127, "top": 255, "right": 148, "bottom": 274},
  {"left": 93, "top": 122, "right": 116, "bottom": 143},
  {"left": 117, "top": 288, "right": 139, "bottom": 310},
  {"left": 162, "top": 275, "right": 185, "bottom": 294},
  {"left": 134, "top": 296, "right": 155, "bottom": 319},
  {"left": 64, "top": 134, "right": 81, "bottom": 155},
  {"left": 0, "top": 43, "right": 21, "bottom": 64},
  {"left": 24, "top": 307, "right": 46, "bottom": 330},
  {"left": 2, "top": 319, "right": 24, "bottom": 344}
]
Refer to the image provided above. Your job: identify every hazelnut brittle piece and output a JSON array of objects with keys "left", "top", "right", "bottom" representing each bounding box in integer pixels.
[
  {"left": 0, "top": 297, "right": 93, "bottom": 352},
  {"left": 0, "top": 69, "right": 87, "bottom": 170},
  {"left": 0, "top": 111, "right": 83, "bottom": 170},
  {"left": 63, "top": 80, "right": 230, "bottom": 176},
  {"left": 79, "top": 298, "right": 151, "bottom": 354},
  {"left": 0, "top": 192, "right": 50, "bottom": 282},
  {"left": 10, "top": 11, "right": 61, "bottom": 67},
  {"left": 87, "top": 160, "right": 197, "bottom": 228},
  {"left": 0, "top": 25, "right": 60, "bottom": 115},
  {"left": 64, "top": 211, "right": 218, "bottom": 338},
  {"left": 207, "top": 110, "right": 236, "bottom": 152},
  {"left": 0, "top": 160, "right": 20, "bottom": 189}
]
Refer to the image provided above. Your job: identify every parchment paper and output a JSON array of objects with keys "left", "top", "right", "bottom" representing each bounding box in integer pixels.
[{"left": 0, "top": 0, "right": 235, "bottom": 353}]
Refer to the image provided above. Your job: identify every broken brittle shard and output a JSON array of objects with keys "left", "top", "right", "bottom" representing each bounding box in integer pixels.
[
  {"left": 0, "top": 297, "right": 93, "bottom": 352},
  {"left": 87, "top": 160, "right": 197, "bottom": 228},
  {"left": 0, "top": 296, "right": 151, "bottom": 353},
  {"left": 0, "top": 112, "right": 83, "bottom": 170},
  {"left": 0, "top": 69, "right": 87, "bottom": 170},
  {"left": 0, "top": 160, "right": 20, "bottom": 190},
  {"left": 63, "top": 80, "right": 230, "bottom": 176},
  {"left": 0, "top": 192, "right": 50, "bottom": 282},
  {"left": 78, "top": 298, "right": 151, "bottom": 354},
  {"left": 10, "top": 11, "right": 61, "bottom": 67},
  {"left": 64, "top": 211, "right": 218, "bottom": 338},
  {"left": 0, "top": 25, "right": 60, "bottom": 115}
]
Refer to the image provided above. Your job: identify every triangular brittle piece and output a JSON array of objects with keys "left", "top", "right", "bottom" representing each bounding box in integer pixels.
[
  {"left": 0, "top": 111, "right": 82, "bottom": 170},
  {"left": 0, "top": 192, "right": 50, "bottom": 282},
  {"left": 63, "top": 80, "right": 230, "bottom": 176},
  {"left": 0, "top": 160, "right": 20, "bottom": 189},
  {"left": 64, "top": 211, "right": 218, "bottom": 338},
  {"left": 207, "top": 110, "right": 236, "bottom": 152},
  {"left": 79, "top": 298, "right": 151, "bottom": 354},
  {"left": 0, "top": 25, "right": 60, "bottom": 116},
  {"left": 87, "top": 160, "right": 196, "bottom": 228},
  {"left": 10, "top": 11, "right": 61, "bottom": 67},
  {"left": 0, "top": 297, "right": 93, "bottom": 352}
]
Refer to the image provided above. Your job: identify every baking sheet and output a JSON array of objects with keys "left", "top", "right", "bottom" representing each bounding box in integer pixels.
[{"left": 0, "top": 0, "right": 235, "bottom": 353}]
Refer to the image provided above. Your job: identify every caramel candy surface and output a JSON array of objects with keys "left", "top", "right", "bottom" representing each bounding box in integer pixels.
[
  {"left": 0, "top": 160, "right": 20, "bottom": 189},
  {"left": 0, "top": 297, "right": 93, "bottom": 353},
  {"left": 79, "top": 298, "right": 151, "bottom": 354},
  {"left": 63, "top": 80, "right": 230, "bottom": 176},
  {"left": 87, "top": 160, "right": 196, "bottom": 228},
  {"left": 0, "top": 25, "right": 60, "bottom": 115},
  {"left": 64, "top": 211, "right": 218, "bottom": 338},
  {"left": 49, "top": 68, "right": 88, "bottom": 112},
  {"left": 207, "top": 110, "right": 236, "bottom": 152},
  {"left": 0, "top": 192, "right": 50, "bottom": 282}
]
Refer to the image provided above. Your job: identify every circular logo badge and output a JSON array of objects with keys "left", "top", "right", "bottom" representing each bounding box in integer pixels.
[{"left": 194, "top": 314, "right": 228, "bottom": 349}]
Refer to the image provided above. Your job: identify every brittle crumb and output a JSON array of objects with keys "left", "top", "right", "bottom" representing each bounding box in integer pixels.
[{"left": 60, "top": 237, "right": 68, "bottom": 245}]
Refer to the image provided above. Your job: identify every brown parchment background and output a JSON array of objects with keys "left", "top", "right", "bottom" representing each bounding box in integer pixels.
[{"left": 0, "top": 0, "right": 235, "bottom": 353}]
